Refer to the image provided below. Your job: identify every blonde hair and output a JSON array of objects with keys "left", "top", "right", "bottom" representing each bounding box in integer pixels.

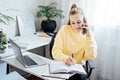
[{"left": 67, "top": 4, "right": 84, "bottom": 25}]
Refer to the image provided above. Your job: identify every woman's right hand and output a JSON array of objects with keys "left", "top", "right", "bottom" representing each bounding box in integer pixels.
[{"left": 65, "top": 57, "right": 76, "bottom": 66}]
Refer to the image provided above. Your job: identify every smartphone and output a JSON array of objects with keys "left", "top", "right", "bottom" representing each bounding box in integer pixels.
[
  {"left": 81, "top": 17, "right": 86, "bottom": 34},
  {"left": 0, "top": 31, "right": 2, "bottom": 45}
]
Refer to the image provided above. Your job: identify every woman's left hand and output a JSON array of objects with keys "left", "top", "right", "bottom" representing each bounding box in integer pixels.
[{"left": 82, "top": 18, "right": 91, "bottom": 37}]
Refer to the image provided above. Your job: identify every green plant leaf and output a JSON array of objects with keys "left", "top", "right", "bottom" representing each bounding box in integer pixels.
[
  {"left": 2, "top": 37, "right": 7, "bottom": 44},
  {"left": 36, "top": 2, "right": 64, "bottom": 20},
  {"left": 0, "top": 45, "right": 6, "bottom": 50},
  {"left": 0, "top": 13, "right": 14, "bottom": 25}
]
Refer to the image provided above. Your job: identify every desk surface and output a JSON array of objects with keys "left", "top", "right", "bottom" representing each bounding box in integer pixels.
[
  {"left": 0, "top": 35, "right": 65, "bottom": 80},
  {"left": 2, "top": 52, "right": 67, "bottom": 80},
  {"left": 10, "top": 35, "right": 51, "bottom": 50},
  {"left": 0, "top": 48, "right": 14, "bottom": 59},
  {"left": 0, "top": 35, "right": 51, "bottom": 59}
]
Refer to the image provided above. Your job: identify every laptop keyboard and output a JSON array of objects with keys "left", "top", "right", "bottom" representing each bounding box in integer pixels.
[{"left": 23, "top": 55, "right": 38, "bottom": 66}]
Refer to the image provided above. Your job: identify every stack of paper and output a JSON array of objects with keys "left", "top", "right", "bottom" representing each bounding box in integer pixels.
[
  {"left": 0, "top": 48, "right": 14, "bottom": 59},
  {"left": 41, "top": 64, "right": 70, "bottom": 79}
]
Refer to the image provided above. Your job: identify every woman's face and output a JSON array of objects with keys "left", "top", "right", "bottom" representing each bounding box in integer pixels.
[{"left": 70, "top": 13, "right": 83, "bottom": 32}]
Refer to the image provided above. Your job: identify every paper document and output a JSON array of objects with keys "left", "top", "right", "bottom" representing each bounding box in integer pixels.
[
  {"left": 0, "top": 48, "right": 14, "bottom": 59},
  {"left": 41, "top": 64, "right": 70, "bottom": 79},
  {"left": 49, "top": 61, "right": 86, "bottom": 74}
]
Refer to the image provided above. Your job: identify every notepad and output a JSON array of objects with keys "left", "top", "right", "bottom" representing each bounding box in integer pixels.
[
  {"left": 49, "top": 61, "right": 86, "bottom": 75},
  {"left": 41, "top": 64, "right": 70, "bottom": 79}
]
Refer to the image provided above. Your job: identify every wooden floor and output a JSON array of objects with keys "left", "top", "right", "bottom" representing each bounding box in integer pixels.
[{"left": 26, "top": 75, "right": 44, "bottom": 80}]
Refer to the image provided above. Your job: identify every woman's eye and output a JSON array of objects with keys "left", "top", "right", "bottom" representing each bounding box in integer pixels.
[
  {"left": 77, "top": 22, "right": 81, "bottom": 24},
  {"left": 71, "top": 22, "right": 75, "bottom": 24}
]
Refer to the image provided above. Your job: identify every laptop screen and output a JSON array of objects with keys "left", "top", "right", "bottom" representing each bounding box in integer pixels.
[
  {"left": 9, "top": 38, "right": 47, "bottom": 68},
  {"left": 9, "top": 39, "right": 25, "bottom": 66}
]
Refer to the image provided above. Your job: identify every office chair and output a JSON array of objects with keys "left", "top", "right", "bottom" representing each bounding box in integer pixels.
[{"left": 49, "top": 32, "right": 95, "bottom": 80}]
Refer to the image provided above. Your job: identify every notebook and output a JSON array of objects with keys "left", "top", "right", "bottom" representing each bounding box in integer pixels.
[
  {"left": 41, "top": 64, "right": 70, "bottom": 79},
  {"left": 49, "top": 61, "right": 86, "bottom": 74},
  {"left": 9, "top": 39, "right": 47, "bottom": 68}
]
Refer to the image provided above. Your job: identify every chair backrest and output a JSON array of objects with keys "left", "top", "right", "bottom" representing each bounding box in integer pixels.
[{"left": 49, "top": 32, "right": 57, "bottom": 59}]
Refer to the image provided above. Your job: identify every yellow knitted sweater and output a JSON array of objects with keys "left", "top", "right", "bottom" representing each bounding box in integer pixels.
[{"left": 52, "top": 25, "right": 97, "bottom": 65}]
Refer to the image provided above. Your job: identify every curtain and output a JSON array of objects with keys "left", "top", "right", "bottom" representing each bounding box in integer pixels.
[
  {"left": 61, "top": 0, "right": 120, "bottom": 80},
  {"left": 92, "top": 26, "right": 120, "bottom": 80}
]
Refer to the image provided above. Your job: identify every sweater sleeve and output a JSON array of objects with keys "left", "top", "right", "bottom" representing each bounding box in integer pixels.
[
  {"left": 83, "top": 32, "right": 97, "bottom": 60},
  {"left": 52, "top": 27, "right": 69, "bottom": 62}
]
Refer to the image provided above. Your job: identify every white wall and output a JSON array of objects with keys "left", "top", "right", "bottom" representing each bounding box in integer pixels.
[{"left": 0, "top": 0, "right": 62, "bottom": 38}]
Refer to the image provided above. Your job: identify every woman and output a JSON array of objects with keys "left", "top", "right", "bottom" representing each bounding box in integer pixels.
[{"left": 52, "top": 4, "right": 97, "bottom": 80}]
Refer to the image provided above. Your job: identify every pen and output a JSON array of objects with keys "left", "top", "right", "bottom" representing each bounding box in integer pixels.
[
  {"left": 71, "top": 53, "right": 75, "bottom": 65},
  {"left": 72, "top": 53, "right": 74, "bottom": 58}
]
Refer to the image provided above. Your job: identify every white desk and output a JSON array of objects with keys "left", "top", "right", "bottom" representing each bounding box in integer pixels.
[
  {"left": 2, "top": 52, "right": 67, "bottom": 80},
  {"left": 0, "top": 35, "right": 51, "bottom": 59},
  {"left": 0, "top": 35, "right": 52, "bottom": 79},
  {"left": 0, "top": 48, "right": 14, "bottom": 59},
  {"left": 10, "top": 35, "right": 51, "bottom": 51},
  {"left": 0, "top": 35, "right": 67, "bottom": 80}
]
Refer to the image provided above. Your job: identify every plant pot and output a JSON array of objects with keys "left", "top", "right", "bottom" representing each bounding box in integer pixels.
[{"left": 41, "top": 20, "right": 56, "bottom": 33}]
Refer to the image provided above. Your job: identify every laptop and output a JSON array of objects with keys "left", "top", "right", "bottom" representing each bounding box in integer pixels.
[{"left": 9, "top": 39, "right": 47, "bottom": 68}]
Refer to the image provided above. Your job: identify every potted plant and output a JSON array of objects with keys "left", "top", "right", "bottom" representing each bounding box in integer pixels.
[
  {"left": 0, "top": 13, "right": 14, "bottom": 53},
  {"left": 36, "top": 2, "right": 64, "bottom": 33},
  {"left": 0, "top": 13, "right": 14, "bottom": 25}
]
